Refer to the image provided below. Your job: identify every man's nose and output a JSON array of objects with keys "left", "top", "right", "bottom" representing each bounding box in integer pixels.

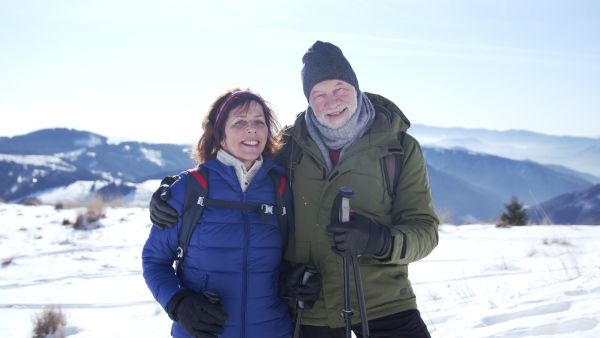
[{"left": 325, "top": 95, "right": 340, "bottom": 108}]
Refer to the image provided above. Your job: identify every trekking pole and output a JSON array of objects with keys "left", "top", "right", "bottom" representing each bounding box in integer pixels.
[
  {"left": 292, "top": 265, "right": 318, "bottom": 338},
  {"left": 352, "top": 255, "right": 370, "bottom": 338},
  {"left": 335, "top": 187, "right": 371, "bottom": 338},
  {"left": 333, "top": 188, "right": 354, "bottom": 338}
]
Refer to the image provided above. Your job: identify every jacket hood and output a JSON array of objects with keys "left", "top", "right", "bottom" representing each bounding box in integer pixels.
[{"left": 364, "top": 92, "right": 411, "bottom": 130}]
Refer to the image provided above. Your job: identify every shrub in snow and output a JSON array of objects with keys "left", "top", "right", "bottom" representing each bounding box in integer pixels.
[
  {"left": 22, "top": 198, "right": 42, "bottom": 206},
  {"left": 501, "top": 196, "right": 528, "bottom": 226},
  {"left": 73, "top": 198, "right": 105, "bottom": 230},
  {"left": 31, "top": 306, "right": 66, "bottom": 338}
]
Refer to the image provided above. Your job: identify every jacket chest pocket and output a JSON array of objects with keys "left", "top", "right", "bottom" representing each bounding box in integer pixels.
[{"left": 332, "top": 169, "right": 393, "bottom": 220}]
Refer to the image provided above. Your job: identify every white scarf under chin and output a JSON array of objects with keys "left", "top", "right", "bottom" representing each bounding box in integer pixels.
[{"left": 216, "top": 149, "right": 263, "bottom": 192}]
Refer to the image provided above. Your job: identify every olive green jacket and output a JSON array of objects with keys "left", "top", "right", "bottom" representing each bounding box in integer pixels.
[{"left": 281, "top": 92, "right": 439, "bottom": 328}]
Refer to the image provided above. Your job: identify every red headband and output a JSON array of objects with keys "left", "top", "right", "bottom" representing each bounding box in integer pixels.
[{"left": 214, "top": 91, "right": 266, "bottom": 131}]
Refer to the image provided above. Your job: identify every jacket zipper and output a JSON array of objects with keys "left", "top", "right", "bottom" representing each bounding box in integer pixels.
[{"left": 242, "top": 194, "right": 249, "bottom": 338}]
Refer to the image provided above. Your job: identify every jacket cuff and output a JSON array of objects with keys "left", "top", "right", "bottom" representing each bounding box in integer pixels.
[{"left": 373, "top": 228, "right": 393, "bottom": 260}]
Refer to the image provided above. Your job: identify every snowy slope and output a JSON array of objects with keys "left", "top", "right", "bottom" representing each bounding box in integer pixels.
[{"left": 1, "top": 203, "right": 599, "bottom": 337}]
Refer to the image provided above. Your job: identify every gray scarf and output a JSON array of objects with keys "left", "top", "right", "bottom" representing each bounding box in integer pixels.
[{"left": 305, "top": 91, "right": 376, "bottom": 171}]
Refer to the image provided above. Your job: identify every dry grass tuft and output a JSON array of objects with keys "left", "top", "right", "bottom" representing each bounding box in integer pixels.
[
  {"left": 72, "top": 197, "right": 105, "bottom": 229},
  {"left": 31, "top": 306, "right": 66, "bottom": 338},
  {"left": 542, "top": 236, "right": 570, "bottom": 246},
  {"left": 495, "top": 221, "right": 509, "bottom": 228},
  {"left": 22, "top": 198, "right": 42, "bottom": 206}
]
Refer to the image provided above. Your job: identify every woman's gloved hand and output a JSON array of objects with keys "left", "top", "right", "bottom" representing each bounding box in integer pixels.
[{"left": 167, "top": 290, "right": 229, "bottom": 338}]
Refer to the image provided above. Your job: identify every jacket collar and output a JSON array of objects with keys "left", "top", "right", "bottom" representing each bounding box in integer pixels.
[{"left": 289, "top": 92, "right": 408, "bottom": 150}]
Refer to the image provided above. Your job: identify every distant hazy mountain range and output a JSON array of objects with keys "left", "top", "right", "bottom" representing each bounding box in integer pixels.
[
  {"left": 411, "top": 125, "right": 600, "bottom": 178},
  {"left": 1, "top": 127, "right": 598, "bottom": 225}
]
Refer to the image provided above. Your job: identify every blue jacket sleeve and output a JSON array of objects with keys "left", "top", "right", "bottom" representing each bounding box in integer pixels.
[{"left": 142, "top": 174, "right": 187, "bottom": 311}]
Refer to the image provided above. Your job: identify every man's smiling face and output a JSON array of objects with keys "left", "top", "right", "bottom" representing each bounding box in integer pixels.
[{"left": 309, "top": 79, "right": 358, "bottom": 129}]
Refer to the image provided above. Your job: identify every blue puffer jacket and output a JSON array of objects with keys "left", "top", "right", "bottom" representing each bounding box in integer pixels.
[{"left": 142, "top": 158, "right": 293, "bottom": 338}]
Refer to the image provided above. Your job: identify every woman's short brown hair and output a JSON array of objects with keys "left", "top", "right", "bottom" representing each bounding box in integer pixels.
[{"left": 190, "top": 88, "right": 281, "bottom": 165}]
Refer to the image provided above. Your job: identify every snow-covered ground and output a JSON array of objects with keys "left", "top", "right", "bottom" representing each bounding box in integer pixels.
[{"left": 1, "top": 203, "right": 599, "bottom": 337}]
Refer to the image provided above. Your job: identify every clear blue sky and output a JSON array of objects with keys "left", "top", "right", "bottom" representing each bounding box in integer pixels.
[{"left": 1, "top": 0, "right": 598, "bottom": 144}]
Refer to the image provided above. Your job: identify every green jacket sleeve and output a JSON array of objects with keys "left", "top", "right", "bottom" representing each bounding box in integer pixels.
[{"left": 381, "top": 134, "right": 439, "bottom": 264}]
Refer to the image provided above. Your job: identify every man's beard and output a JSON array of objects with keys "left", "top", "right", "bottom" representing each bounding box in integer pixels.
[{"left": 315, "top": 101, "right": 357, "bottom": 129}]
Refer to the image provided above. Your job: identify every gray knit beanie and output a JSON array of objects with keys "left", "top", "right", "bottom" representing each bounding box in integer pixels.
[{"left": 301, "top": 41, "right": 359, "bottom": 101}]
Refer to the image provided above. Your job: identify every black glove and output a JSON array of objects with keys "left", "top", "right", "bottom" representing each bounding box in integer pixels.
[
  {"left": 326, "top": 213, "right": 391, "bottom": 257},
  {"left": 149, "top": 175, "right": 179, "bottom": 230},
  {"left": 279, "top": 264, "right": 322, "bottom": 310},
  {"left": 167, "top": 290, "right": 229, "bottom": 338}
]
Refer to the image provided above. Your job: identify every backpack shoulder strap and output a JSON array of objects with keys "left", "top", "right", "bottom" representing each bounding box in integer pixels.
[
  {"left": 369, "top": 102, "right": 406, "bottom": 200},
  {"left": 382, "top": 131, "right": 406, "bottom": 200},
  {"left": 268, "top": 171, "right": 290, "bottom": 251},
  {"left": 176, "top": 166, "right": 291, "bottom": 277},
  {"left": 280, "top": 132, "right": 303, "bottom": 187},
  {"left": 176, "top": 165, "right": 208, "bottom": 277}
]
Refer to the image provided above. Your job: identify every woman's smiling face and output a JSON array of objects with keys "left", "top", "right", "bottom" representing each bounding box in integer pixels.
[{"left": 220, "top": 100, "right": 268, "bottom": 170}]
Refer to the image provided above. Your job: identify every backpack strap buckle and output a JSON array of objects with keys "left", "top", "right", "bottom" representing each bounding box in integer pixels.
[{"left": 261, "top": 204, "right": 274, "bottom": 214}]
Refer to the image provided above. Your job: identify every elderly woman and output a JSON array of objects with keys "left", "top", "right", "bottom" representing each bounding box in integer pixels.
[{"left": 142, "top": 89, "right": 321, "bottom": 338}]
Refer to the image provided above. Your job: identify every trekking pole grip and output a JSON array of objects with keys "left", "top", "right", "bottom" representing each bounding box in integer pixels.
[
  {"left": 293, "top": 265, "right": 319, "bottom": 338},
  {"left": 338, "top": 187, "right": 355, "bottom": 223},
  {"left": 297, "top": 265, "right": 318, "bottom": 309}
]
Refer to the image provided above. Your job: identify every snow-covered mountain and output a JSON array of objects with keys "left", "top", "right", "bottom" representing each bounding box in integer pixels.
[
  {"left": 423, "top": 147, "right": 595, "bottom": 223},
  {"left": 1, "top": 127, "right": 598, "bottom": 225},
  {"left": 529, "top": 184, "right": 600, "bottom": 225},
  {"left": 0, "top": 128, "right": 194, "bottom": 204}
]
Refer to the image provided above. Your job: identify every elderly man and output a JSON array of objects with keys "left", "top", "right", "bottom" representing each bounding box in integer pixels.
[{"left": 151, "top": 41, "right": 439, "bottom": 338}]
